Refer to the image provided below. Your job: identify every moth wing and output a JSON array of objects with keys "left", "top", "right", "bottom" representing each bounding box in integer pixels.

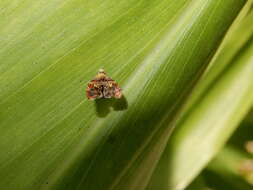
[
  {"left": 114, "top": 85, "right": 122, "bottom": 99},
  {"left": 107, "top": 81, "right": 122, "bottom": 99},
  {"left": 86, "top": 82, "right": 103, "bottom": 100},
  {"left": 102, "top": 81, "right": 113, "bottom": 98}
]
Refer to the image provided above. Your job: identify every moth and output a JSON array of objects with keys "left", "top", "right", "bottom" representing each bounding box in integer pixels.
[{"left": 86, "top": 69, "right": 122, "bottom": 100}]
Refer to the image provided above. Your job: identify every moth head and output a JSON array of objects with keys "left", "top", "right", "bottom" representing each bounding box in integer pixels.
[{"left": 96, "top": 68, "right": 106, "bottom": 78}]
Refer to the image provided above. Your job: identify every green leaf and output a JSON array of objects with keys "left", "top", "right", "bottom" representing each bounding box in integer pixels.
[
  {"left": 206, "top": 108, "right": 253, "bottom": 189},
  {"left": 0, "top": 0, "right": 246, "bottom": 189},
  {"left": 207, "top": 146, "right": 253, "bottom": 190},
  {"left": 186, "top": 108, "right": 253, "bottom": 190},
  {"left": 147, "top": 2, "right": 253, "bottom": 190}
]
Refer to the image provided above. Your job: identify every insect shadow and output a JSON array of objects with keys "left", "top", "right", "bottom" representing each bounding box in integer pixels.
[{"left": 94, "top": 95, "right": 128, "bottom": 117}]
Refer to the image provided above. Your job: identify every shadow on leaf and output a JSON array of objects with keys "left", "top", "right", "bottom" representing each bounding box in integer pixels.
[{"left": 95, "top": 96, "right": 128, "bottom": 117}]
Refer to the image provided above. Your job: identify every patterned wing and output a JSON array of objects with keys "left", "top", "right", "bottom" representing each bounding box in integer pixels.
[
  {"left": 103, "top": 81, "right": 122, "bottom": 99},
  {"left": 86, "top": 81, "right": 103, "bottom": 100}
]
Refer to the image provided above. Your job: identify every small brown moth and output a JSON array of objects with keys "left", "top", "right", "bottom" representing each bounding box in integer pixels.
[{"left": 86, "top": 69, "right": 122, "bottom": 100}]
